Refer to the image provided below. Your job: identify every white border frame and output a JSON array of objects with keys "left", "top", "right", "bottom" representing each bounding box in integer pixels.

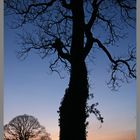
[
  {"left": 0, "top": 0, "right": 139, "bottom": 140},
  {"left": 136, "top": 0, "right": 140, "bottom": 140},
  {"left": 0, "top": 0, "right": 3, "bottom": 140}
]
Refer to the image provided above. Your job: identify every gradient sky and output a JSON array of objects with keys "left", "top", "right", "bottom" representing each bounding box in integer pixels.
[{"left": 4, "top": 8, "right": 136, "bottom": 140}]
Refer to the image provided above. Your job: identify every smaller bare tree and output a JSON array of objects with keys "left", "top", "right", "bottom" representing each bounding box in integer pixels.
[
  {"left": 4, "top": 114, "right": 51, "bottom": 140},
  {"left": 40, "top": 133, "right": 51, "bottom": 140}
]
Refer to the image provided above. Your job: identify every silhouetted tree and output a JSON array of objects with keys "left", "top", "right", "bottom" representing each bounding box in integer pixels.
[
  {"left": 4, "top": 114, "right": 51, "bottom": 140},
  {"left": 4, "top": 1, "right": 136, "bottom": 140},
  {"left": 40, "top": 133, "right": 51, "bottom": 140}
]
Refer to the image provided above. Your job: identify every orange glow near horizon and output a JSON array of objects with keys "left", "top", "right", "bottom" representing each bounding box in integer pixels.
[
  {"left": 50, "top": 132, "right": 59, "bottom": 140},
  {"left": 87, "top": 129, "right": 135, "bottom": 140},
  {"left": 48, "top": 127, "right": 136, "bottom": 140}
]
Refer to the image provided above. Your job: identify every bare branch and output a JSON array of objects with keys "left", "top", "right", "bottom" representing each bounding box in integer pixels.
[
  {"left": 60, "top": 0, "right": 72, "bottom": 9},
  {"left": 114, "top": 0, "right": 136, "bottom": 27},
  {"left": 5, "top": 0, "right": 57, "bottom": 27},
  {"left": 97, "top": 14, "right": 121, "bottom": 42},
  {"left": 84, "top": 29, "right": 94, "bottom": 58},
  {"left": 116, "top": 0, "right": 136, "bottom": 10},
  {"left": 86, "top": 0, "right": 104, "bottom": 30},
  {"left": 93, "top": 38, "right": 136, "bottom": 90},
  {"left": 52, "top": 38, "right": 71, "bottom": 62}
]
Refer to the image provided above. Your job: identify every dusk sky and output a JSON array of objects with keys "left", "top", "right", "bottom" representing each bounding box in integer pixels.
[{"left": 4, "top": 5, "right": 136, "bottom": 140}]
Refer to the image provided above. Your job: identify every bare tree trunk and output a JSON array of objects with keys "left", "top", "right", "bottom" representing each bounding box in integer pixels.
[
  {"left": 59, "top": 1, "right": 89, "bottom": 140},
  {"left": 59, "top": 60, "right": 89, "bottom": 140},
  {"left": 19, "top": 136, "right": 28, "bottom": 140}
]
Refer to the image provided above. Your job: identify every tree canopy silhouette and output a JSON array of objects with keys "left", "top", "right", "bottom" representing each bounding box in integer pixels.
[
  {"left": 4, "top": 114, "right": 51, "bottom": 140},
  {"left": 4, "top": 1, "right": 136, "bottom": 140}
]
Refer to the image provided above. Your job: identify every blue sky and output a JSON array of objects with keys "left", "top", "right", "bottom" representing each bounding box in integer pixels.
[{"left": 4, "top": 11, "right": 136, "bottom": 140}]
